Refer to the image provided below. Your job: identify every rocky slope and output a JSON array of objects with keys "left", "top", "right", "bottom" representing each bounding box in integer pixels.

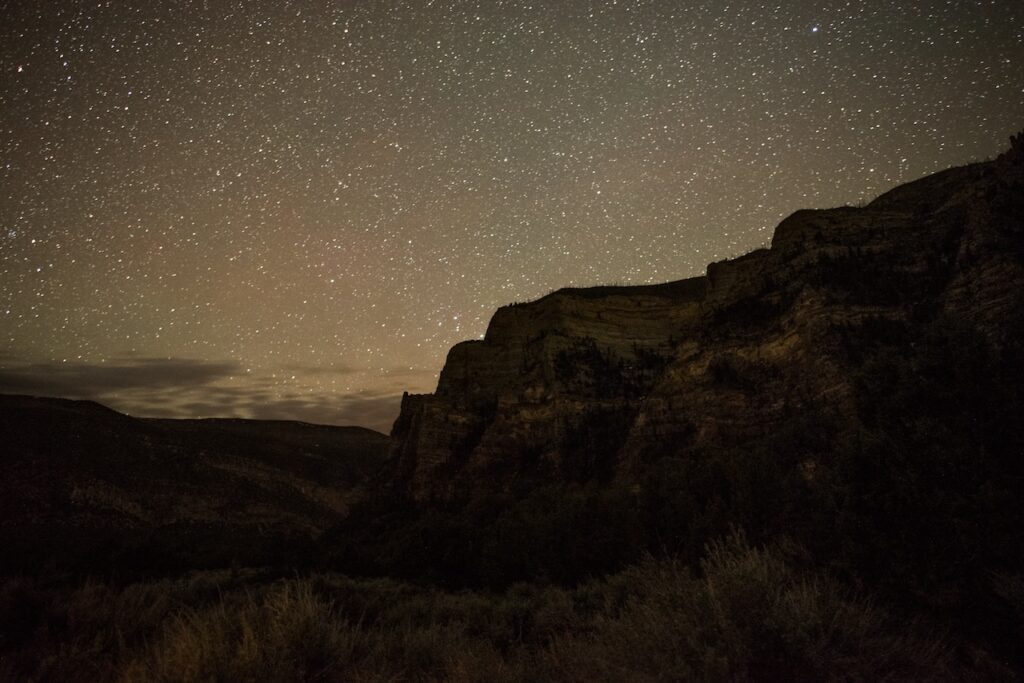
[
  {"left": 0, "top": 395, "right": 389, "bottom": 572},
  {"left": 391, "top": 136, "right": 1024, "bottom": 501}
]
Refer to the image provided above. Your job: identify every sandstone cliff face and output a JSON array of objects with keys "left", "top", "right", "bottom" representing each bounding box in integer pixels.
[{"left": 392, "top": 140, "right": 1024, "bottom": 501}]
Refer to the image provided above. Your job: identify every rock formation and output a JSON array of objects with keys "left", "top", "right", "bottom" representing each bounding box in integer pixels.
[{"left": 391, "top": 137, "right": 1024, "bottom": 501}]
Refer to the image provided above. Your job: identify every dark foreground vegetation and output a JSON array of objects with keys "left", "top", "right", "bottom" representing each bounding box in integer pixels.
[{"left": 3, "top": 535, "right": 1002, "bottom": 682}]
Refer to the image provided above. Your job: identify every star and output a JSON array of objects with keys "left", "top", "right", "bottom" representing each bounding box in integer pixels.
[{"left": 0, "top": 0, "right": 1019, "bottom": 430}]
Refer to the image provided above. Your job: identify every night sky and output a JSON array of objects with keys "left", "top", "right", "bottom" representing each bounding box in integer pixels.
[{"left": 2, "top": 1, "right": 1022, "bottom": 432}]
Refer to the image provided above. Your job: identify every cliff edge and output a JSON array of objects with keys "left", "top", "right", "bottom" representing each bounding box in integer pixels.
[{"left": 391, "top": 137, "right": 1024, "bottom": 501}]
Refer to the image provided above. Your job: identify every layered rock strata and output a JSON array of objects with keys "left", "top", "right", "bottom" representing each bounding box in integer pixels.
[{"left": 392, "top": 139, "right": 1024, "bottom": 501}]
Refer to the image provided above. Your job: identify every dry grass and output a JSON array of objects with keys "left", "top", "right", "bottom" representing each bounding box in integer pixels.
[{"left": 0, "top": 536, "right": 967, "bottom": 682}]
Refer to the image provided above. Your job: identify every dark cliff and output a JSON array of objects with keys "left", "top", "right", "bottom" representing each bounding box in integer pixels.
[{"left": 391, "top": 138, "right": 1024, "bottom": 501}]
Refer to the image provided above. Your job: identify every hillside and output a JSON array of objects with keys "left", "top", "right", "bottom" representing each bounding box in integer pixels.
[{"left": 0, "top": 395, "right": 389, "bottom": 572}]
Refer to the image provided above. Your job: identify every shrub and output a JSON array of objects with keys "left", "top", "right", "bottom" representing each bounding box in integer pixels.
[
  {"left": 543, "top": 535, "right": 957, "bottom": 681},
  {"left": 0, "top": 538, "right": 970, "bottom": 682}
]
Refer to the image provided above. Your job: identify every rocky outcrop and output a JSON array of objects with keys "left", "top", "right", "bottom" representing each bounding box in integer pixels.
[{"left": 391, "top": 138, "right": 1024, "bottom": 501}]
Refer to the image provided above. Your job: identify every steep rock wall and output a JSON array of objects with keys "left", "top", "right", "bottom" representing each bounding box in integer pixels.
[{"left": 390, "top": 140, "right": 1024, "bottom": 501}]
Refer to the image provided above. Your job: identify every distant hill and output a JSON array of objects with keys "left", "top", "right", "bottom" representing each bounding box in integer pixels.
[{"left": 0, "top": 394, "right": 389, "bottom": 573}]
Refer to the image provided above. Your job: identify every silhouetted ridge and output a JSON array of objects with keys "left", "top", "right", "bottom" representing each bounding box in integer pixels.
[
  {"left": 524, "top": 276, "right": 709, "bottom": 304},
  {"left": 0, "top": 395, "right": 389, "bottom": 573}
]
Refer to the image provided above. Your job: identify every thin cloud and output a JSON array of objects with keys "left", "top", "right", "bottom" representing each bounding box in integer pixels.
[
  {"left": 0, "top": 357, "right": 404, "bottom": 433},
  {"left": 0, "top": 358, "right": 243, "bottom": 397},
  {"left": 245, "top": 391, "right": 404, "bottom": 432},
  {"left": 279, "top": 362, "right": 361, "bottom": 377}
]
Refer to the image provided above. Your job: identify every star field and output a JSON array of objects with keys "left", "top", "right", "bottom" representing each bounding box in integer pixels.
[{"left": 2, "top": 1, "right": 1022, "bottom": 431}]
